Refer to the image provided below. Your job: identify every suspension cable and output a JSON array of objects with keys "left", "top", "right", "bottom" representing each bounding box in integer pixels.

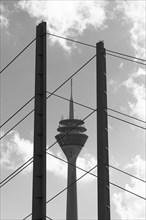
[
  {"left": 0, "top": 38, "right": 36, "bottom": 74},
  {"left": 47, "top": 32, "right": 146, "bottom": 63},
  {"left": 0, "top": 97, "right": 34, "bottom": 128}
]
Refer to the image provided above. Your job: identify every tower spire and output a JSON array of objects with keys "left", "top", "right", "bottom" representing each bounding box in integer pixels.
[{"left": 69, "top": 79, "right": 74, "bottom": 119}]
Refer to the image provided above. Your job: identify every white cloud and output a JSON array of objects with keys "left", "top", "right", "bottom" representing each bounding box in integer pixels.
[
  {"left": 1, "top": 130, "right": 96, "bottom": 182},
  {"left": 115, "top": 1, "right": 146, "bottom": 121},
  {"left": 116, "top": 0, "right": 146, "bottom": 59},
  {"left": 16, "top": 0, "right": 108, "bottom": 51},
  {"left": 124, "top": 155, "right": 145, "bottom": 180},
  {"left": 123, "top": 68, "right": 146, "bottom": 121},
  {"left": 0, "top": 3, "right": 9, "bottom": 28},
  {"left": 112, "top": 155, "right": 146, "bottom": 219},
  {"left": 0, "top": 14, "right": 9, "bottom": 28},
  {"left": 119, "top": 62, "right": 124, "bottom": 69},
  {"left": 109, "top": 79, "right": 116, "bottom": 86},
  {"left": 0, "top": 131, "right": 33, "bottom": 170},
  {"left": 109, "top": 79, "right": 122, "bottom": 93},
  {"left": 134, "top": 67, "right": 146, "bottom": 78}
]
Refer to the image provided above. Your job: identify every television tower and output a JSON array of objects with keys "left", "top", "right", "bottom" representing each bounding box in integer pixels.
[{"left": 55, "top": 79, "right": 88, "bottom": 220}]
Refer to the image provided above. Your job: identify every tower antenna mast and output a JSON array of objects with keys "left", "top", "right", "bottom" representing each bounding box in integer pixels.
[{"left": 69, "top": 79, "right": 74, "bottom": 120}]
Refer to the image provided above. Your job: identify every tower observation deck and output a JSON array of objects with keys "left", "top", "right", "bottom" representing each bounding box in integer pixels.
[{"left": 55, "top": 79, "right": 88, "bottom": 220}]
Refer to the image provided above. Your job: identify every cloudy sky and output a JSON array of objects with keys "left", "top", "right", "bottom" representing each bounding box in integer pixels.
[{"left": 0, "top": 0, "right": 146, "bottom": 219}]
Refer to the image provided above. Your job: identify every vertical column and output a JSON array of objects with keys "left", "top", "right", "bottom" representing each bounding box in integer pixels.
[
  {"left": 66, "top": 158, "right": 78, "bottom": 220},
  {"left": 32, "top": 22, "right": 47, "bottom": 220},
  {"left": 96, "top": 42, "right": 110, "bottom": 220}
]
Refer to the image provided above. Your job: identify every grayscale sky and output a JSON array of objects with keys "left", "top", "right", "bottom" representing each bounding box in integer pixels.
[{"left": 0, "top": 1, "right": 146, "bottom": 219}]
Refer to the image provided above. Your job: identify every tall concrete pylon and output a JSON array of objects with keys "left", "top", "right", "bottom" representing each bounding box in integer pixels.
[
  {"left": 96, "top": 41, "right": 110, "bottom": 220},
  {"left": 32, "top": 22, "right": 47, "bottom": 220}
]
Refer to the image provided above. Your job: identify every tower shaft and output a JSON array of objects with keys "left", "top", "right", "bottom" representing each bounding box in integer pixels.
[
  {"left": 61, "top": 143, "right": 82, "bottom": 220},
  {"left": 66, "top": 157, "right": 78, "bottom": 220}
]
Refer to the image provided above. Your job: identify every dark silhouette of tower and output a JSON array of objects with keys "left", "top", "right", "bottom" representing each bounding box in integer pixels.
[{"left": 55, "top": 79, "right": 88, "bottom": 220}]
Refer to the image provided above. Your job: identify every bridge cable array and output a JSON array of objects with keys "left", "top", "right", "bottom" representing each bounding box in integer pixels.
[
  {"left": 1, "top": 51, "right": 145, "bottom": 191},
  {"left": 1, "top": 35, "right": 145, "bottom": 219}
]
